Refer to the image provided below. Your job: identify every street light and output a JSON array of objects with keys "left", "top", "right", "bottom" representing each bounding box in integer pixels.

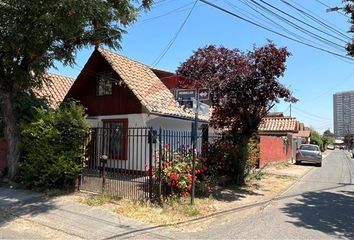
[{"left": 326, "top": 7, "right": 343, "bottom": 13}]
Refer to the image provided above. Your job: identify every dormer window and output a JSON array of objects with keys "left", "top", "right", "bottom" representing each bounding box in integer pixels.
[{"left": 96, "top": 71, "right": 113, "bottom": 96}]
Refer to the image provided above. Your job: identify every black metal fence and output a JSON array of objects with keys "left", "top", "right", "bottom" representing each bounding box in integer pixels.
[{"left": 79, "top": 126, "right": 218, "bottom": 200}]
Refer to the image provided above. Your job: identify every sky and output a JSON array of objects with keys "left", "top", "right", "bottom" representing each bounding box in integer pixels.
[{"left": 50, "top": 0, "right": 354, "bottom": 134}]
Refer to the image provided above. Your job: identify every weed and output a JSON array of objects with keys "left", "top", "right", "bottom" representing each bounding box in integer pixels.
[{"left": 80, "top": 193, "right": 122, "bottom": 206}]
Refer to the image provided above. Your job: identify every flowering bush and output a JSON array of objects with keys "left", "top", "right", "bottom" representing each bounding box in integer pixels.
[
  {"left": 204, "top": 135, "right": 260, "bottom": 181},
  {"left": 153, "top": 145, "right": 209, "bottom": 198}
]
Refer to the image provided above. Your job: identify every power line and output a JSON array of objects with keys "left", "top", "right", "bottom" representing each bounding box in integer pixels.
[
  {"left": 234, "top": 0, "right": 341, "bottom": 53},
  {"left": 257, "top": 0, "right": 347, "bottom": 44},
  {"left": 306, "top": 70, "right": 354, "bottom": 102},
  {"left": 137, "top": 1, "right": 197, "bottom": 25},
  {"left": 283, "top": 0, "right": 350, "bottom": 41},
  {"left": 292, "top": 105, "right": 333, "bottom": 121},
  {"left": 199, "top": 0, "right": 354, "bottom": 61},
  {"left": 151, "top": 0, "right": 198, "bottom": 67},
  {"left": 314, "top": 0, "right": 349, "bottom": 18},
  {"left": 247, "top": 0, "right": 346, "bottom": 51}
]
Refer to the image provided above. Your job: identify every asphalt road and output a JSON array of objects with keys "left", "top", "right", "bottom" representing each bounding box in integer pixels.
[{"left": 162, "top": 150, "right": 354, "bottom": 239}]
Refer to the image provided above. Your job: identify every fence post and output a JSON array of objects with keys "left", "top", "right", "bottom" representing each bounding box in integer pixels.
[
  {"left": 148, "top": 128, "right": 153, "bottom": 201},
  {"left": 100, "top": 155, "right": 108, "bottom": 193},
  {"left": 158, "top": 128, "right": 162, "bottom": 202}
]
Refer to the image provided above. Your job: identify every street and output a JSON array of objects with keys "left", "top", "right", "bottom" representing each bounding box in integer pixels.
[{"left": 157, "top": 150, "right": 354, "bottom": 239}]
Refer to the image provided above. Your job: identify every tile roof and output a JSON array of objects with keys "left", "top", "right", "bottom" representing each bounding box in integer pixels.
[
  {"left": 258, "top": 117, "right": 298, "bottom": 132},
  {"left": 97, "top": 48, "right": 209, "bottom": 121},
  {"left": 294, "top": 130, "right": 311, "bottom": 138},
  {"left": 35, "top": 73, "right": 74, "bottom": 108}
]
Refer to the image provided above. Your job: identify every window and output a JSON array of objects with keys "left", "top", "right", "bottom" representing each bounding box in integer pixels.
[
  {"left": 102, "top": 119, "right": 128, "bottom": 160},
  {"left": 96, "top": 71, "right": 113, "bottom": 96}
]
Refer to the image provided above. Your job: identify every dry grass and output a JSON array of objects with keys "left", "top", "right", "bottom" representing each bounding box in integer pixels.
[
  {"left": 115, "top": 197, "right": 217, "bottom": 225},
  {"left": 273, "top": 161, "right": 292, "bottom": 170},
  {"left": 79, "top": 193, "right": 122, "bottom": 206},
  {"left": 78, "top": 169, "right": 300, "bottom": 228}
]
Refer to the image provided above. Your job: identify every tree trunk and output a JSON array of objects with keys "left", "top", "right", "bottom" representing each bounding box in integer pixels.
[
  {"left": 235, "top": 134, "right": 251, "bottom": 185},
  {"left": 0, "top": 91, "right": 20, "bottom": 179}
]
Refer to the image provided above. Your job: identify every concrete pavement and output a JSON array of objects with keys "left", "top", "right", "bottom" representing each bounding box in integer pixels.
[{"left": 0, "top": 187, "right": 165, "bottom": 239}]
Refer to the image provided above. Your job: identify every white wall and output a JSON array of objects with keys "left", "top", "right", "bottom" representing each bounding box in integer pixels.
[{"left": 85, "top": 114, "right": 213, "bottom": 172}]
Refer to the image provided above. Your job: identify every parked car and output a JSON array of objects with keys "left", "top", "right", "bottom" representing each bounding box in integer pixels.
[
  {"left": 327, "top": 144, "right": 335, "bottom": 150},
  {"left": 296, "top": 144, "right": 322, "bottom": 167}
]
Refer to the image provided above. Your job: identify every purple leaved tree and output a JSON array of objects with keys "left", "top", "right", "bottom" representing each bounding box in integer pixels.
[{"left": 177, "top": 43, "right": 297, "bottom": 185}]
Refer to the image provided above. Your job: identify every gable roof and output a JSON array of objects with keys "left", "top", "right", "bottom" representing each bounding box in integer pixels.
[
  {"left": 35, "top": 73, "right": 74, "bottom": 108},
  {"left": 96, "top": 48, "right": 209, "bottom": 121},
  {"left": 258, "top": 117, "right": 299, "bottom": 132}
]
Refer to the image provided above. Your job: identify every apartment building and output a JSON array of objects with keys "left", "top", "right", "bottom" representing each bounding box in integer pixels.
[{"left": 333, "top": 91, "right": 354, "bottom": 137}]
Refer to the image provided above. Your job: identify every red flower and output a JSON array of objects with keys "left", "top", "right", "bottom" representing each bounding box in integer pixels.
[{"left": 171, "top": 174, "right": 179, "bottom": 181}]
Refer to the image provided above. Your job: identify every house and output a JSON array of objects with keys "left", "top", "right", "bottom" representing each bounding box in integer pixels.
[
  {"left": 35, "top": 73, "right": 74, "bottom": 108},
  {"left": 65, "top": 48, "right": 210, "bottom": 172},
  {"left": 66, "top": 48, "right": 209, "bottom": 128},
  {"left": 0, "top": 73, "right": 74, "bottom": 174},
  {"left": 258, "top": 114, "right": 310, "bottom": 167}
]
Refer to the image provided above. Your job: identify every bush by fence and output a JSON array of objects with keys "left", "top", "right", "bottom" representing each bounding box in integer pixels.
[{"left": 19, "top": 101, "right": 90, "bottom": 190}]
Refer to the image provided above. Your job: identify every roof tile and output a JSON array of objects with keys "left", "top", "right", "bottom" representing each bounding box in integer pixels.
[
  {"left": 98, "top": 48, "right": 209, "bottom": 121},
  {"left": 35, "top": 73, "right": 74, "bottom": 108},
  {"left": 259, "top": 117, "right": 298, "bottom": 132}
]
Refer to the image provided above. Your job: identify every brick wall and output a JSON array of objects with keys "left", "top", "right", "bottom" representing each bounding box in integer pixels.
[
  {"left": 0, "top": 138, "right": 7, "bottom": 172},
  {"left": 259, "top": 135, "right": 290, "bottom": 167}
]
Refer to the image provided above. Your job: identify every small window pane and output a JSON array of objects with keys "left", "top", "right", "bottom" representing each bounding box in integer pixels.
[{"left": 97, "top": 72, "right": 113, "bottom": 96}]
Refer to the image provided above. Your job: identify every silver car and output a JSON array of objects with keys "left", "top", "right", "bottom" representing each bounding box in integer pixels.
[{"left": 296, "top": 144, "right": 322, "bottom": 167}]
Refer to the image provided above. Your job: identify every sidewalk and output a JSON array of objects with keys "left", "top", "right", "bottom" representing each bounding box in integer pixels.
[{"left": 0, "top": 187, "right": 159, "bottom": 239}]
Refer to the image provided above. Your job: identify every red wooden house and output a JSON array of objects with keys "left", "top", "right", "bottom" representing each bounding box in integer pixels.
[{"left": 66, "top": 48, "right": 210, "bottom": 172}]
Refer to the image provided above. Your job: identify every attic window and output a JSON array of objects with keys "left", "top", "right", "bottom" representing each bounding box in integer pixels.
[{"left": 96, "top": 71, "right": 113, "bottom": 96}]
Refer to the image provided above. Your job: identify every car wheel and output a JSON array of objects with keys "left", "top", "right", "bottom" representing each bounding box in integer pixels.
[
  {"left": 317, "top": 163, "right": 322, "bottom": 167},
  {"left": 296, "top": 161, "right": 301, "bottom": 165}
]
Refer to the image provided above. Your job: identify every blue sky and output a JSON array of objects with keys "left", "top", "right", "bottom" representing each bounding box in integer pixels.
[{"left": 51, "top": 0, "right": 353, "bottom": 133}]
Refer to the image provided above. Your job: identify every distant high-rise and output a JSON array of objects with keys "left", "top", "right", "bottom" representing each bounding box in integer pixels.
[{"left": 333, "top": 91, "right": 354, "bottom": 137}]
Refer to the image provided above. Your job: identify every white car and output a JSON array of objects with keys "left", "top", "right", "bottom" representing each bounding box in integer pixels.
[{"left": 296, "top": 144, "right": 322, "bottom": 167}]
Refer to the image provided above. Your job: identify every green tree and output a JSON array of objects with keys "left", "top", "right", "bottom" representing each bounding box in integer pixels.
[
  {"left": 0, "top": 0, "right": 152, "bottom": 179},
  {"left": 310, "top": 130, "right": 324, "bottom": 152},
  {"left": 322, "top": 129, "right": 334, "bottom": 148},
  {"left": 20, "top": 101, "right": 90, "bottom": 190}
]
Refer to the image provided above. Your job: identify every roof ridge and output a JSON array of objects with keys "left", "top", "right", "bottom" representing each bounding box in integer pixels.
[
  {"left": 45, "top": 72, "right": 75, "bottom": 81},
  {"left": 98, "top": 47, "right": 153, "bottom": 70}
]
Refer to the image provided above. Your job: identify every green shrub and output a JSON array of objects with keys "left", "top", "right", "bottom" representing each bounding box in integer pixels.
[
  {"left": 205, "top": 134, "right": 260, "bottom": 183},
  {"left": 19, "top": 101, "right": 90, "bottom": 190}
]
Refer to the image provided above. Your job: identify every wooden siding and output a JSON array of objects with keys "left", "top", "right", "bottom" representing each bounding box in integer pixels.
[{"left": 67, "top": 52, "right": 142, "bottom": 116}]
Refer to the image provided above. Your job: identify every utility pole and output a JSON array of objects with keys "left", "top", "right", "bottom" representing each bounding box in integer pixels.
[{"left": 191, "top": 93, "right": 199, "bottom": 205}]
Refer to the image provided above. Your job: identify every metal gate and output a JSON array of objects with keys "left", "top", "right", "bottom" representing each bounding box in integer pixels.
[{"left": 79, "top": 127, "right": 199, "bottom": 200}]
